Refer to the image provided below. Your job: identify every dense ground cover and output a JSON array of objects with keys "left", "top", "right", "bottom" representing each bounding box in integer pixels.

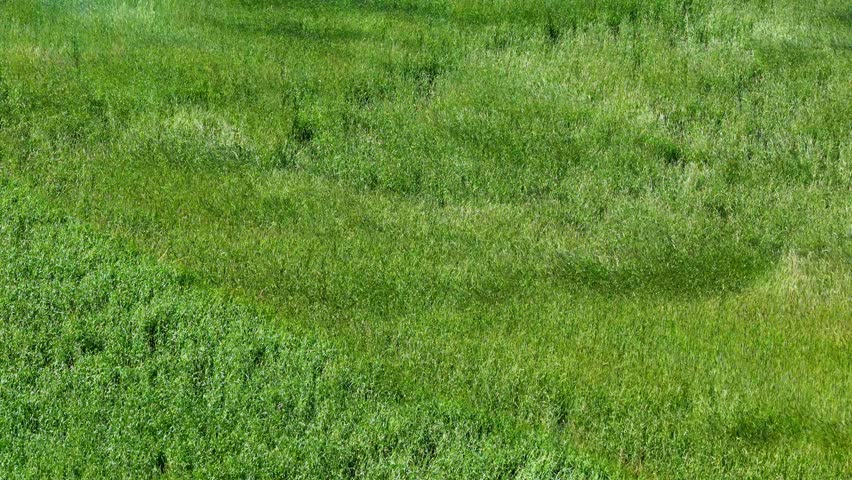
[
  {"left": 0, "top": 179, "right": 608, "bottom": 478},
  {"left": 1, "top": 0, "right": 850, "bottom": 478}
]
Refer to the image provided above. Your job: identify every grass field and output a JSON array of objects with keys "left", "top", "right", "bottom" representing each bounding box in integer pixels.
[{"left": 1, "top": 0, "right": 850, "bottom": 478}]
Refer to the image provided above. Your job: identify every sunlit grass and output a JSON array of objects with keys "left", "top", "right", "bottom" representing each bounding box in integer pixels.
[{"left": 1, "top": 0, "right": 850, "bottom": 478}]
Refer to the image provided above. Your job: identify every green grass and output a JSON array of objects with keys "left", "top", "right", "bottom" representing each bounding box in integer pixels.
[
  {"left": 1, "top": 0, "right": 850, "bottom": 478},
  {"left": 0, "top": 179, "right": 613, "bottom": 478}
]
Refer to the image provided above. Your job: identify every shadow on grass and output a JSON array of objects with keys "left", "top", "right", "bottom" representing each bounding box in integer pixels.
[
  {"left": 204, "top": 14, "right": 372, "bottom": 44},
  {"left": 550, "top": 239, "right": 777, "bottom": 297}
]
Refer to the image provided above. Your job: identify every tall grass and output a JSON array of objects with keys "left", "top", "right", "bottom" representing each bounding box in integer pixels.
[{"left": 0, "top": 0, "right": 850, "bottom": 477}]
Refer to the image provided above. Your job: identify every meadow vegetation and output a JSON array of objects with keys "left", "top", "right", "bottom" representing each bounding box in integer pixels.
[{"left": 0, "top": 0, "right": 850, "bottom": 478}]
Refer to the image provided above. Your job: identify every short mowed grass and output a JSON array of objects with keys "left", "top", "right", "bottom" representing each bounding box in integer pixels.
[{"left": 1, "top": 0, "right": 850, "bottom": 478}]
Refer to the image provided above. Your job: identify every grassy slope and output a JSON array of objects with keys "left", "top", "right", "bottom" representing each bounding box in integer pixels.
[
  {"left": 1, "top": 0, "right": 850, "bottom": 478},
  {"left": 0, "top": 179, "right": 609, "bottom": 478}
]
